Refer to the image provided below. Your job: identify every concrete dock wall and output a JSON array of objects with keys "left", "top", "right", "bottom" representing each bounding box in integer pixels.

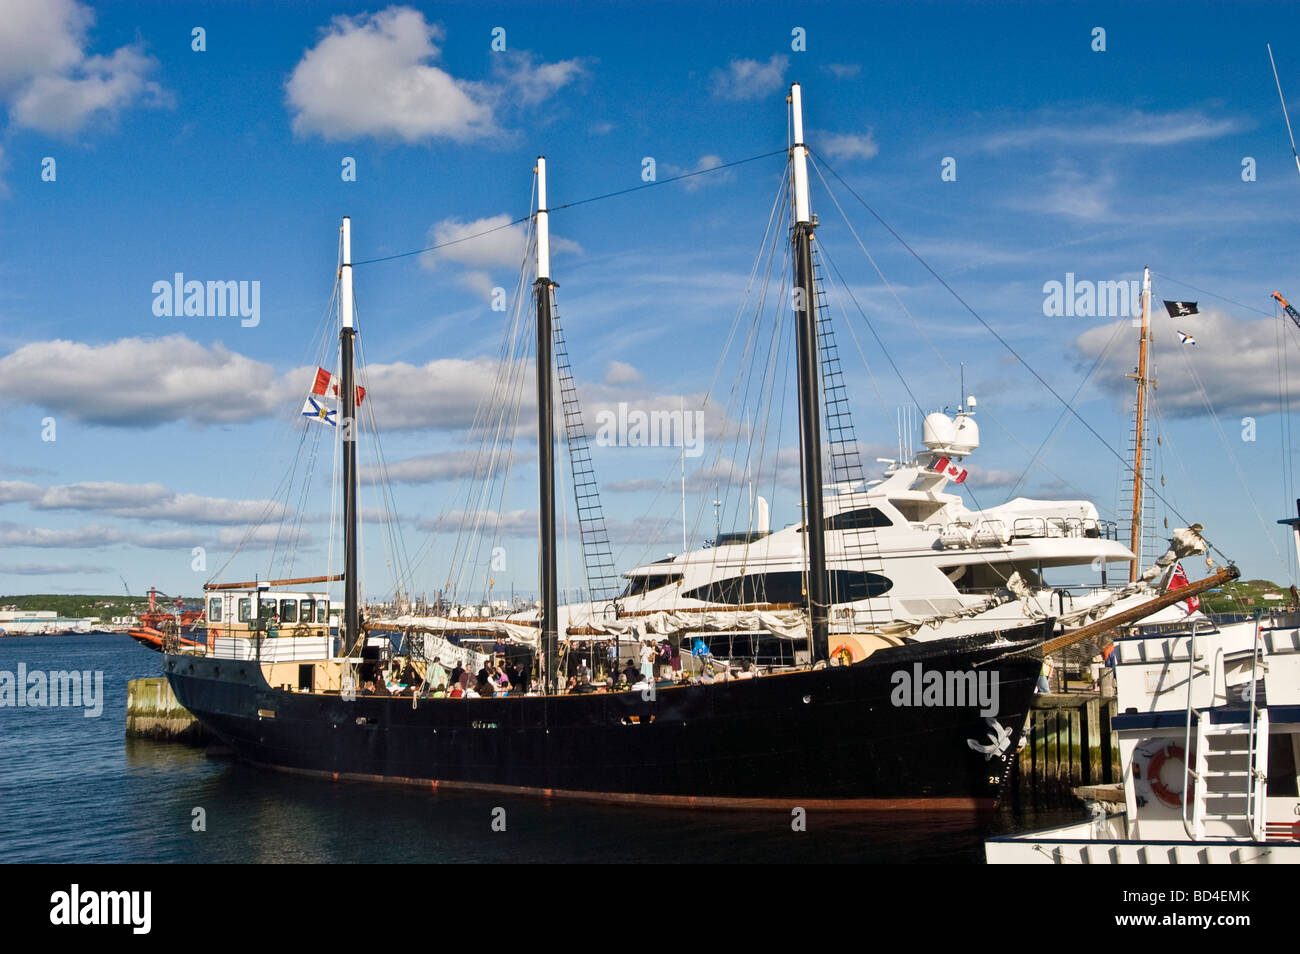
[{"left": 125, "top": 676, "right": 213, "bottom": 746}]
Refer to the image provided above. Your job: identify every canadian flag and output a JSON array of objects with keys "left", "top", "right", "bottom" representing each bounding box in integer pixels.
[
  {"left": 930, "top": 456, "right": 968, "bottom": 484},
  {"left": 1167, "top": 562, "right": 1200, "bottom": 613},
  {"left": 311, "top": 367, "right": 365, "bottom": 405}
]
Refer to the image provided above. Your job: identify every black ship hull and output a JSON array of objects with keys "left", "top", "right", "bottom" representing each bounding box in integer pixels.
[{"left": 163, "top": 622, "right": 1047, "bottom": 810}]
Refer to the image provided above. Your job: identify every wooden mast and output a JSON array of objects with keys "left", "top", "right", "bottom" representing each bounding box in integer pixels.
[
  {"left": 789, "top": 83, "right": 830, "bottom": 664},
  {"left": 1127, "top": 266, "right": 1152, "bottom": 583},
  {"left": 535, "top": 157, "right": 559, "bottom": 694}
]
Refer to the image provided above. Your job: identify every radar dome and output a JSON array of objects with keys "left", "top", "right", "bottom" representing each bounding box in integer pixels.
[
  {"left": 922, "top": 412, "right": 957, "bottom": 450},
  {"left": 951, "top": 414, "right": 980, "bottom": 454}
]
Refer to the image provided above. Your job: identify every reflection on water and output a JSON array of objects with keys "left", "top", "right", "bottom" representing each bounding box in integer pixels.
[{"left": 0, "top": 634, "right": 1086, "bottom": 863}]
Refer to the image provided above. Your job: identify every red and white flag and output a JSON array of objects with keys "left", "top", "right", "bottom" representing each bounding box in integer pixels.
[
  {"left": 1167, "top": 562, "right": 1200, "bottom": 613},
  {"left": 310, "top": 367, "right": 365, "bottom": 405},
  {"left": 930, "top": 456, "right": 968, "bottom": 484}
]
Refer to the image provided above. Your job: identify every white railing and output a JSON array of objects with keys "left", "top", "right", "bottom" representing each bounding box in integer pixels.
[{"left": 209, "top": 636, "right": 331, "bottom": 662}]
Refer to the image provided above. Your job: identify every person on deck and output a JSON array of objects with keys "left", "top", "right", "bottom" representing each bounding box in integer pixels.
[
  {"left": 427, "top": 656, "right": 448, "bottom": 690},
  {"left": 639, "top": 641, "right": 655, "bottom": 683}
]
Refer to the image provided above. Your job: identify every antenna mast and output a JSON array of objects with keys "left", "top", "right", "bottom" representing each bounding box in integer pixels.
[{"left": 1127, "top": 266, "right": 1152, "bottom": 582}]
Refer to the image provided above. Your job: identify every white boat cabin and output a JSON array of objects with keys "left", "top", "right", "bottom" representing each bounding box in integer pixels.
[{"left": 202, "top": 586, "right": 332, "bottom": 662}]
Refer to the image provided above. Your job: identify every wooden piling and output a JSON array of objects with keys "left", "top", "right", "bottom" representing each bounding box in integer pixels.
[{"left": 1005, "top": 692, "right": 1120, "bottom": 807}]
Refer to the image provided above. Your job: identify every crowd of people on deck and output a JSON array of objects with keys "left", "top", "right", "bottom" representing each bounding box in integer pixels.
[{"left": 353, "top": 635, "right": 764, "bottom": 698}]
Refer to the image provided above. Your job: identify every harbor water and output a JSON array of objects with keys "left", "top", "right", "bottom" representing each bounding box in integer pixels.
[{"left": 0, "top": 633, "right": 1083, "bottom": 863}]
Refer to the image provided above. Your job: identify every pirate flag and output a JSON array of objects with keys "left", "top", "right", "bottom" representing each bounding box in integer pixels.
[{"left": 1163, "top": 300, "right": 1198, "bottom": 317}]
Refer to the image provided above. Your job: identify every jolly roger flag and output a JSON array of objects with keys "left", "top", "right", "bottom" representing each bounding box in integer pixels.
[{"left": 1163, "top": 300, "right": 1199, "bottom": 318}]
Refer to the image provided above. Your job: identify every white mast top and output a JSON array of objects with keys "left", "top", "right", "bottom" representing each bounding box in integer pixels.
[
  {"left": 536, "top": 156, "right": 551, "bottom": 281},
  {"left": 340, "top": 216, "right": 354, "bottom": 330},
  {"left": 790, "top": 83, "right": 812, "bottom": 225}
]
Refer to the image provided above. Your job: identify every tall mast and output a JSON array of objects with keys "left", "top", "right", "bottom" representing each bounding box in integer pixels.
[
  {"left": 340, "top": 216, "right": 361, "bottom": 655},
  {"left": 535, "top": 157, "right": 559, "bottom": 693},
  {"left": 790, "top": 83, "right": 829, "bottom": 664},
  {"left": 1127, "top": 265, "right": 1151, "bottom": 583}
]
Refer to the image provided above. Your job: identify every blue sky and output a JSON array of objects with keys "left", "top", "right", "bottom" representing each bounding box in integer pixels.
[{"left": 3, "top": 0, "right": 1300, "bottom": 603}]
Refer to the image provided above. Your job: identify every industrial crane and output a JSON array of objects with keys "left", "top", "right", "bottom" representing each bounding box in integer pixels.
[{"left": 1274, "top": 291, "right": 1300, "bottom": 330}]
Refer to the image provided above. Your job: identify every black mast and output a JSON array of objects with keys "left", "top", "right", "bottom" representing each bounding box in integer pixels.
[
  {"left": 790, "top": 84, "right": 830, "bottom": 665},
  {"left": 535, "top": 158, "right": 559, "bottom": 693},
  {"left": 340, "top": 216, "right": 360, "bottom": 657}
]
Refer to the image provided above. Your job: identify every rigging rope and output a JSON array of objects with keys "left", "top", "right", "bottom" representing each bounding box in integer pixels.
[
  {"left": 811, "top": 150, "right": 1237, "bottom": 567},
  {"left": 351, "top": 149, "right": 788, "bottom": 268}
]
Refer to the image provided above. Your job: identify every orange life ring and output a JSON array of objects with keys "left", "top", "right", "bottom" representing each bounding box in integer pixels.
[
  {"left": 831, "top": 644, "right": 854, "bottom": 666},
  {"left": 1147, "top": 743, "right": 1192, "bottom": 808}
]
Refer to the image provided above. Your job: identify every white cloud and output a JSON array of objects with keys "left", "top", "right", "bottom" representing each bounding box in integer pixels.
[
  {"left": 0, "top": 562, "right": 112, "bottom": 575},
  {"left": 0, "top": 479, "right": 288, "bottom": 525},
  {"left": 0, "top": 334, "right": 539, "bottom": 433},
  {"left": 604, "top": 361, "right": 641, "bottom": 385},
  {"left": 710, "top": 55, "right": 787, "bottom": 101},
  {"left": 818, "top": 129, "right": 879, "bottom": 161},
  {"left": 0, "top": 0, "right": 166, "bottom": 135},
  {"left": 0, "top": 335, "right": 294, "bottom": 426},
  {"left": 286, "top": 7, "right": 583, "bottom": 143},
  {"left": 490, "top": 49, "right": 585, "bottom": 106},
  {"left": 360, "top": 356, "right": 535, "bottom": 431},
  {"left": 11, "top": 45, "right": 166, "bottom": 135},
  {"left": 1073, "top": 308, "right": 1286, "bottom": 418},
  {"left": 663, "top": 154, "right": 732, "bottom": 192},
  {"left": 287, "top": 7, "right": 492, "bottom": 143},
  {"left": 416, "top": 508, "right": 538, "bottom": 537},
  {"left": 0, "top": 521, "right": 123, "bottom": 548},
  {"left": 0, "top": 0, "right": 90, "bottom": 94},
  {"left": 973, "top": 108, "right": 1243, "bottom": 154},
  {"left": 364, "top": 449, "right": 535, "bottom": 485},
  {"left": 420, "top": 213, "right": 580, "bottom": 271},
  {"left": 1016, "top": 165, "right": 1117, "bottom": 221},
  {"left": 823, "top": 63, "right": 861, "bottom": 79}
]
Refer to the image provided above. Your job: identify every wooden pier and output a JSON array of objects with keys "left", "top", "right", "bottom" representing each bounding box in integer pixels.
[
  {"left": 1004, "top": 692, "right": 1121, "bottom": 807},
  {"left": 125, "top": 676, "right": 213, "bottom": 745}
]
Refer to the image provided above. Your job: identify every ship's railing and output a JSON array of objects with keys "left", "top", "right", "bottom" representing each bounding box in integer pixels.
[
  {"left": 1008, "top": 516, "right": 1115, "bottom": 540},
  {"left": 933, "top": 516, "right": 1117, "bottom": 546}
]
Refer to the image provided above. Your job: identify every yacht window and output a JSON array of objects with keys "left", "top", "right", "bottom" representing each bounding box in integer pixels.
[
  {"left": 683, "top": 570, "right": 891, "bottom": 605},
  {"left": 828, "top": 507, "right": 893, "bottom": 530},
  {"left": 238, "top": 599, "right": 252, "bottom": 623},
  {"left": 620, "top": 574, "right": 683, "bottom": 598},
  {"left": 317, "top": 601, "right": 329, "bottom": 624},
  {"left": 279, "top": 599, "right": 298, "bottom": 623},
  {"left": 301, "top": 599, "right": 315, "bottom": 625},
  {"left": 207, "top": 598, "right": 222, "bottom": 622},
  {"left": 260, "top": 598, "right": 277, "bottom": 620},
  {"left": 798, "top": 508, "right": 893, "bottom": 532}
]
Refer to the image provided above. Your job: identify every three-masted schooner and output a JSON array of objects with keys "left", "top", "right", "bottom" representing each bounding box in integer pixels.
[{"left": 163, "top": 85, "right": 1060, "bottom": 810}]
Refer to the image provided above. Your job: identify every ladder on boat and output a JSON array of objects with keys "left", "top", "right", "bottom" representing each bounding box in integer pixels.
[
  {"left": 1180, "top": 622, "right": 1270, "bottom": 841},
  {"left": 811, "top": 243, "right": 886, "bottom": 628},
  {"left": 549, "top": 291, "right": 622, "bottom": 607}
]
